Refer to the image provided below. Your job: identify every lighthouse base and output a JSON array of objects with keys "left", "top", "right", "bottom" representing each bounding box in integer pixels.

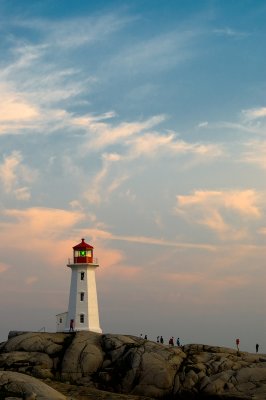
[
  {"left": 63, "top": 326, "right": 102, "bottom": 334},
  {"left": 56, "top": 311, "right": 102, "bottom": 333}
]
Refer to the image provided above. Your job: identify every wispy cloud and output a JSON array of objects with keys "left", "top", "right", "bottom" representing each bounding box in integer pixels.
[
  {"left": 2, "top": 207, "right": 83, "bottom": 235},
  {"left": 73, "top": 219, "right": 219, "bottom": 264},
  {"left": 241, "top": 140, "right": 266, "bottom": 169},
  {"left": 83, "top": 151, "right": 128, "bottom": 205},
  {"left": 80, "top": 225, "right": 216, "bottom": 251},
  {"left": 198, "top": 121, "right": 209, "bottom": 128},
  {"left": 241, "top": 107, "right": 266, "bottom": 120},
  {"left": 14, "top": 13, "right": 133, "bottom": 49},
  {"left": 176, "top": 189, "right": 261, "bottom": 240},
  {"left": 0, "top": 151, "right": 37, "bottom": 198},
  {"left": 0, "top": 207, "right": 86, "bottom": 264},
  {"left": 213, "top": 27, "right": 249, "bottom": 38},
  {"left": 14, "top": 187, "right": 31, "bottom": 201},
  {"left": 73, "top": 112, "right": 224, "bottom": 164},
  {"left": 196, "top": 105, "right": 266, "bottom": 138},
  {"left": 127, "top": 132, "right": 223, "bottom": 160},
  {"left": 0, "top": 151, "right": 22, "bottom": 193},
  {"left": 75, "top": 114, "right": 166, "bottom": 150},
  {"left": 81, "top": 123, "right": 224, "bottom": 205},
  {"left": 177, "top": 189, "right": 261, "bottom": 217},
  {"left": 109, "top": 29, "right": 198, "bottom": 74},
  {"left": 109, "top": 234, "right": 216, "bottom": 251},
  {"left": 200, "top": 121, "right": 264, "bottom": 135}
]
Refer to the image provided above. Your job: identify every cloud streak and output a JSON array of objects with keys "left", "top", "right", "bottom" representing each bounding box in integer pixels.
[
  {"left": 176, "top": 189, "right": 261, "bottom": 240},
  {"left": 241, "top": 107, "right": 266, "bottom": 120},
  {"left": 0, "top": 151, "right": 37, "bottom": 199}
]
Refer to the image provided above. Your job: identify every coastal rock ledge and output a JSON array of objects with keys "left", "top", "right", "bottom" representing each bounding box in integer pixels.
[{"left": 0, "top": 331, "right": 266, "bottom": 399}]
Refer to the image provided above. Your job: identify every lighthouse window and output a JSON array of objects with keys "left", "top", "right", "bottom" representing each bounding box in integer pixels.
[
  {"left": 80, "top": 292, "right": 85, "bottom": 301},
  {"left": 80, "top": 314, "right": 85, "bottom": 323},
  {"left": 80, "top": 272, "right": 85, "bottom": 280},
  {"left": 80, "top": 250, "right": 86, "bottom": 256}
]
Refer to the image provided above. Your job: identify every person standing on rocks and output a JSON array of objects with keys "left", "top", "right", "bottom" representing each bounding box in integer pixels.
[
  {"left": 256, "top": 343, "right": 259, "bottom": 353},
  {"left": 169, "top": 337, "right": 174, "bottom": 347},
  {"left": 156, "top": 336, "right": 160, "bottom": 343},
  {"left": 69, "top": 319, "right": 75, "bottom": 332},
  {"left": 236, "top": 338, "right": 240, "bottom": 351},
  {"left": 160, "top": 336, "right": 164, "bottom": 344},
  {"left": 176, "top": 337, "right": 180, "bottom": 346}
]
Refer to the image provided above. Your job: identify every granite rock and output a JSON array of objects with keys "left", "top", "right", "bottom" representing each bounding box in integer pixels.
[
  {"left": 0, "top": 370, "right": 66, "bottom": 399},
  {"left": 1, "top": 331, "right": 266, "bottom": 399}
]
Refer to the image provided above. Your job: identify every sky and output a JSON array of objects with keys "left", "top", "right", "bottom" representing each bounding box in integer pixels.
[{"left": 0, "top": 0, "right": 266, "bottom": 352}]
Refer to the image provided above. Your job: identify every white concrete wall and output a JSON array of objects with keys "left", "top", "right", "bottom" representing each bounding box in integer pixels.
[
  {"left": 87, "top": 268, "right": 101, "bottom": 332},
  {"left": 56, "top": 312, "right": 68, "bottom": 332},
  {"left": 65, "top": 263, "right": 102, "bottom": 333}
]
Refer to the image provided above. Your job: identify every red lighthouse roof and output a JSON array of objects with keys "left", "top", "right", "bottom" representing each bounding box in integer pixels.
[{"left": 73, "top": 238, "right": 94, "bottom": 250}]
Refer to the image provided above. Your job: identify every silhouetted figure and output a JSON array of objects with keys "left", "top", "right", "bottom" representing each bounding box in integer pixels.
[
  {"left": 144, "top": 334, "right": 147, "bottom": 340},
  {"left": 69, "top": 319, "right": 75, "bottom": 332},
  {"left": 169, "top": 337, "right": 174, "bottom": 346},
  {"left": 236, "top": 338, "right": 240, "bottom": 351},
  {"left": 160, "top": 336, "right": 164, "bottom": 344},
  {"left": 176, "top": 337, "right": 180, "bottom": 346},
  {"left": 256, "top": 343, "right": 259, "bottom": 353},
  {"left": 157, "top": 336, "right": 160, "bottom": 343}
]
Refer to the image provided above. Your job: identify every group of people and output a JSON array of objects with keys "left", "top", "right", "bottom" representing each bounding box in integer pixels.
[
  {"left": 140, "top": 336, "right": 260, "bottom": 353},
  {"left": 165, "top": 336, "right": 181, "bottom": 346},
  {"left": 154, "top": 336, "right": 181, "bottom": 346},
  {"left": 140, "top": 334, "right": 181, "bottom": 346}
]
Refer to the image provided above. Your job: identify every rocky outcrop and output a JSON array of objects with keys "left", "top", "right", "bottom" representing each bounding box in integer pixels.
[
  {"left": 1, "top": 331, "right": 266, "bottom": 399},
  {"left": 0, "top": 370, "right": 66, "bottom": 399}
]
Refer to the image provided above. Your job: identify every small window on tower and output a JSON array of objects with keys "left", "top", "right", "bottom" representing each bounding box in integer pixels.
[
  {"left": 80, "top": 292, "right": 84, "bottom": 301},
  {"left": 80, "top": 250, "right": 86, "bottom": 256},
  {"left": 59, "top": 318, "right": 62, "bottom": 323},
  {"left": 80, "top": 314, "right": 84, "bottom": 323},
  {"left": 81, "top": 272, "right": 85, "bottom": 280}
]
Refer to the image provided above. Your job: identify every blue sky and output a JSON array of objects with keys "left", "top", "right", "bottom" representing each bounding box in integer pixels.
[{"left": 0, "top": 0, "right": 266, "bottom": 351}]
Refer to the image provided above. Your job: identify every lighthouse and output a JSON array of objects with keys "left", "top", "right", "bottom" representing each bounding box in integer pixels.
[{"left": 56, "top": 239, "right": 102, "bottom": 333}]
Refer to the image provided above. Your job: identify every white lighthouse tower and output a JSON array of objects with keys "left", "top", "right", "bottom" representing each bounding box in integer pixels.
[{"left": 61, "top": 238, "right": 102, "bottom": 333}]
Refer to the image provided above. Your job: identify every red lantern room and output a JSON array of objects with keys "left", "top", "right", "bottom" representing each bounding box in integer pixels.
[{"left": 73, "top": 238, "right": 94, "bottom": 264}]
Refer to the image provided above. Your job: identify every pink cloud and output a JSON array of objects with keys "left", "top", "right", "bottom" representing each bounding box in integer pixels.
[
  {"left": 0, "top": 84, "right": 39, "bottom": 136},
  {"left": 177, "top": 190, "right": 260, "bottom": 216},
  {"left": 0, "top": 151, "right": 22, "bottom": 193},
  {"left": 0, "top": 210, "right": 130, "bottom": 276},
  {"left": 0, "top": 207, "right": 85, "bottom": 265},
  {"left": 0, "top": 262, "right": 10, "bottom": 273},
  {"left": 73, "top": 114, "right": 165, "bottom": 150},
  {"left": 25, "top": 276, "right": 38, "bottom": 285},
  {"left": 176, "top": 189, "right": 261, "bottom": 240},
  {"left": 0, "top": 95, "right": 38, "bottom": 122}
]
